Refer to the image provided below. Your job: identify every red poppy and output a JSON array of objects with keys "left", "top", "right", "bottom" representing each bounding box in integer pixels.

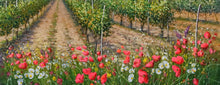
[
  {"left": 57, "top": 78, "right": 63, "bottom": 85},
  {"left": 138, "top": 70, "right": 148, "bottom": 84},
  {"left": 103, "top": 55, "right": 107, "bottom": 58},
  {"left": 71, "top": 48, "right": 74, "bottom": 51},
  {"left": 201, "top": 43, "right": 209, "bottom": 49},
  {"left": 89, "top": 56, "right": 94, "bottom": 62},
  {"left": 197, "top": 50, "right": 204, "bottom": 57},
  {"left": 9, "top": 53, "right": 14, "bottom": 58},
  {"left": 152, "top": 55, "right": 161, "bottom": 62},
  {"left": 135, "top": 49, "right": 139, "bottom": 52},
  {"left": 97, "top": 56, "right": 103, "bottom": 62},
  {"left": 116, "top": 49, "right": 121, "bottom": 53},
  {"left": 197, "top": 40, "right": 201, "bottom": 45},
  {"left": 176, "top": 39, "right": 181, "bottom": 46},
  {"left": 99, "top": 63, "right": 105, "bottom": 68},
  {"left": 39, "top": 62, "right": 46, "bottom": 68},
  {"left": 123, "top": 50, "right": 130, "bottom": 56},
  {"left": 33, "top": 60, "right": 38, "bottom": 65},
  {"left": 200, "top": 60, "right": 206, "bottom": 66},
  {"left": 133, "top": 58, "right": 141, "bottom": 68},
  {"left": 174, "top": 45, "right": 178, "bottom": 49},
  {"left": 139, "top": 52, "right": 143, "bottom": 57},
  {"left": 82, "top": 51, "right": 89, "bottom": 56},
  {"left": 88, "top": 72, "right": 97, "bottom": 80},
  {"left": 82, "top": 46, "right": 87, "bottom": 49},
  {"left": 182, "top": 38, "right": 187, "bottom": 44},
  {"left": 193, "top": 47, "right": 198, "bottom": 52},
  {"left": 19, "top": 62, "right": 27, "bottom": 69},
  {"left": 15, "top": 60, "right": 20, "bottom": 65},
  {"left": 82, "top": 68, "right": 91, "bottom": 75},
  {"left": 208, "top": 39, "right": 212, "bottom": 44},
  {"left": 71, "top": 54, "right": 77, "bottom": 59},
  {"left": 48, "top": 48, "right": 52, "bottom": 53},
  {"left": 193, "top": 78, "right": 199, "bottom": 85},
  {"left": 101, "top": 73, "right": 107, "bottom": 84},
  {"left": 172, "top": 56, "right": 184, "bottom": 65},
  {"left": 16, "top": 54, "right": 22, "bottom": 59},
  {"left": 175, "top": 48, "right": 182, "bottom": 55},
  {"left": 97, "top": 75, "right": 100, "bottom": 80},
  {"left": 172, "top": 65, "right": 181, "bottom": 77},
  {"left": 76, "top": 46, "right": 82, "bottom": 50},
  {"left": 121, "top": 45, "right": 124, "bottom": 49},
  {"left": 44, "top": 59, "right": 48, "bottom": 64},
  {"left": 11, "top": 63, "right": 14, "bottom": 66},
  {"left": 26, "top": 52, "right": 31, "bottom": 57},
  {"left": 97, "top": 51, "right": 101, "bottom": 56},
  {"left": 204, "top": 31, "right": 211, "bottom": 39},
  {"left": 140, "top": 47, "right": 143, "bottom": 50},
  {"left": 123, "top": 56, "right": 130, "bottom": 64},
  {"left": 75, "top": 74, "right": 84, "bottom": 84},
  {"left": 145, "top": 60, "right": 154, "bottom": 68}
]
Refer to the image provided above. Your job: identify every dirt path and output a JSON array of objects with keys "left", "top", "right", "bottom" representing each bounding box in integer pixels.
[
  {"left": 55, "top": 0, "right": 84, "bottom": 54},
  {"left": 12, "top": 0, "right": 84, "bottom": 53}
]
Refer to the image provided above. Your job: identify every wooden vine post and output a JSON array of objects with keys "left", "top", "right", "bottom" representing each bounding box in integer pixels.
[
  {"left": 195, "top": 4, "right": 201, "bottom": 48},
  {"left": 100, "top": 5, "right": 106, "bottom": 55},
  {"left": 147, "top": 0, "right": 150, "bottom": 35}
]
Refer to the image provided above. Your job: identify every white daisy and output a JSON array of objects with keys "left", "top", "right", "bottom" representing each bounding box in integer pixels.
[
  {"left": 191, "top": 63, "right": 196, "bottom": 68},
  {"left": 187, "top": 69, "right": 192, "bottom": 73},
  {"left": 29, "top": 68, "right": 35, "bottom": 73},
  {"left": 47, "top": 80, "right": 51, "bottom": 83},
  {"left": 129, "top": 68, "right": 135, "bottom": 73},
  {"left": 46, "top": 65, "right": 50, "bottom": 70},
  {"left": 162, "top": 56, "right": 168, "bottom": 60},
  {"left": 24, "top": 73, "right": 29, "bottom": 78},
  {"left": 35, "top": 69, "right": 40, "bottom": 75},
  {"left": 105, "top": 59, "right": 108, "bottom": 62},
  {"left": 163, "top": 61, "right": 170, "bottom": 69},
  {"left": 27, "top": 59, "right": 32, "bottom": 64},
  {"left": 62, "top": 64, "right": 67, "bottom": 68},
  {"left": 18, "top": 75, "right": 23, "bottom": 79},
  {"left": 156, "top": 68, "right": 162, "bottom": 75},
  {"left": 128, "top": 74, "right": 134, "bottom": 82},
  {"left": 28, "top": 73, "right": 34, "bottom": 79},
  {"left": 151, "top": 68, "right": 155, "bottom": 74},
  {"left": 121, "top": 67, "right": 124, "bottom": 72},
  {"left": 16, "top": 71, "right": 20, "bottom": 74},
  {"left": 38, "top": 73, "right": 44, "bottom": 79},
  {"left": 17, "top": 79, "right": 23, "bottom": 85},
  {"left": 45, "top": 74, "right": 48, "bottom": 78},
  {"left": 191, "top": 68, "right": 197, "bottom": 74},
  {"left": 124, "top": 66, "right": 129, "bottom": 71},
  {"left": 14, "top": 74, "right": 18, "bottom": 79},
  {"left": 37, "top": 66, "right": 41, "bottom": 70},
  {"left": 158, "top": 63, "right": 164, "bottom": 69}
]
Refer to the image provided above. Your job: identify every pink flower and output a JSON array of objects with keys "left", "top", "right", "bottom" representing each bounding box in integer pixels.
[
  {"left": 209, "top": 48, "right": 215, "bottom": 54},
  {"left": 152, "top": 55, "right": 161, "bottom": 62},
  {"left": 57, "top": 78, "right": 63, "bottom": 85},
  {"left": 76, "top": 46, "right": 82, "bottom": 50},
  {"left": 82, "top": 51, "right": 89, "bottom": 56},
  {"left": 201, "top": 43, "right": 209, "bottom": 49},
  {"left": 197, "top": 50, "right": 204, "bottom": 57},
  {"left": 97, "top": 56, "right": 103, "bottom": 62},
  {"left": 140, "top": 47, "right": 143, "bottom": 50},
  {"left": 176, "top": 39, "right": 181, "bottom": 46},
  {"left": 145, "top": 60, "right": 154, "bottom": 68},
  {"left": 193, "top": 47, "right": 198, "bottom": 52},
  {"left": 123, "top": 56, "right": 130, "bottom": 64},
  {"left": 82, "top": 46, "right": 87, "bottom": 49},
  {"left": 139, "top": 52, "right": 143, "bottom": 57},
  {"left": 79, "top": 56, "right": 88, "bottom": 62},
  {"left": 75, "top": 74, "right": 84, "bottom": 84},
  {"left": 138, "top": 70, "right": 149, "bottom": 84},
  {"left": 88, "top": 72, "right": 97, "bottom": 80},
  {"left": 208, "top": 39, "right": 212, "bottom": 44},
  {"left": 133, "top": 58, "right": 141, "bottom": 68},
  {"left": 83, "top": 68, "right": 91, "bottom": 75},
  {"left": 39, "top": 62, "right": 46, "bottom": 68},
  {"left": 97, "top": 51, "right": 101, "bottom": 56},
  {"left": 197, "top": 40, "right": 201, "bottom": 45},
  {"left": 172, "top": 56, "right": 184, "bottom": 65},
  {"left": 193, "top": 78, "right": 199, "bottom": 85},
  {"left": 19, "top": 62, "right": 27, "bottom": 69},
  {"left": 175, "top": 48, "right": 181, "bottom": 55},
  {"left": 135, "top": 49, "right": 139, "bottom": 52},
  {"left": 9, "top": 53, "right": 14, "bottom": 58},
  {"left": 71, "top": 54, "right": 77, "bottom": 59},
  {"left": 89, "top": 56, "right": 94, "bottom": 62},
  {"left": 99, "top": 63, "right": 105, "bottom": 68},
  {"left": 16, "top": 54, "right": 22, "bottom": 59},
  {"left": 33, "top": 60, "right": 38, "bottom": 65},
  {"left": 15, "top": 60, "right": 20, "bottom": 65},
  {"left": 204, "top": 31, "right": 211, "bottom": 39},
  {"left": 123, "top": 50, "right": 130, "bottom": 56},
  {"left": 172, "top": 65, "right": 181, "bottom": 77},
  {"left": 182, "top": 38, "right": 187, "bottom": 44},
  {"left": 182, "top": 45, "right": 186, "bottom": 49},
  {"left": 101, "top": 73, "right": 107, "bottom": 84}
]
